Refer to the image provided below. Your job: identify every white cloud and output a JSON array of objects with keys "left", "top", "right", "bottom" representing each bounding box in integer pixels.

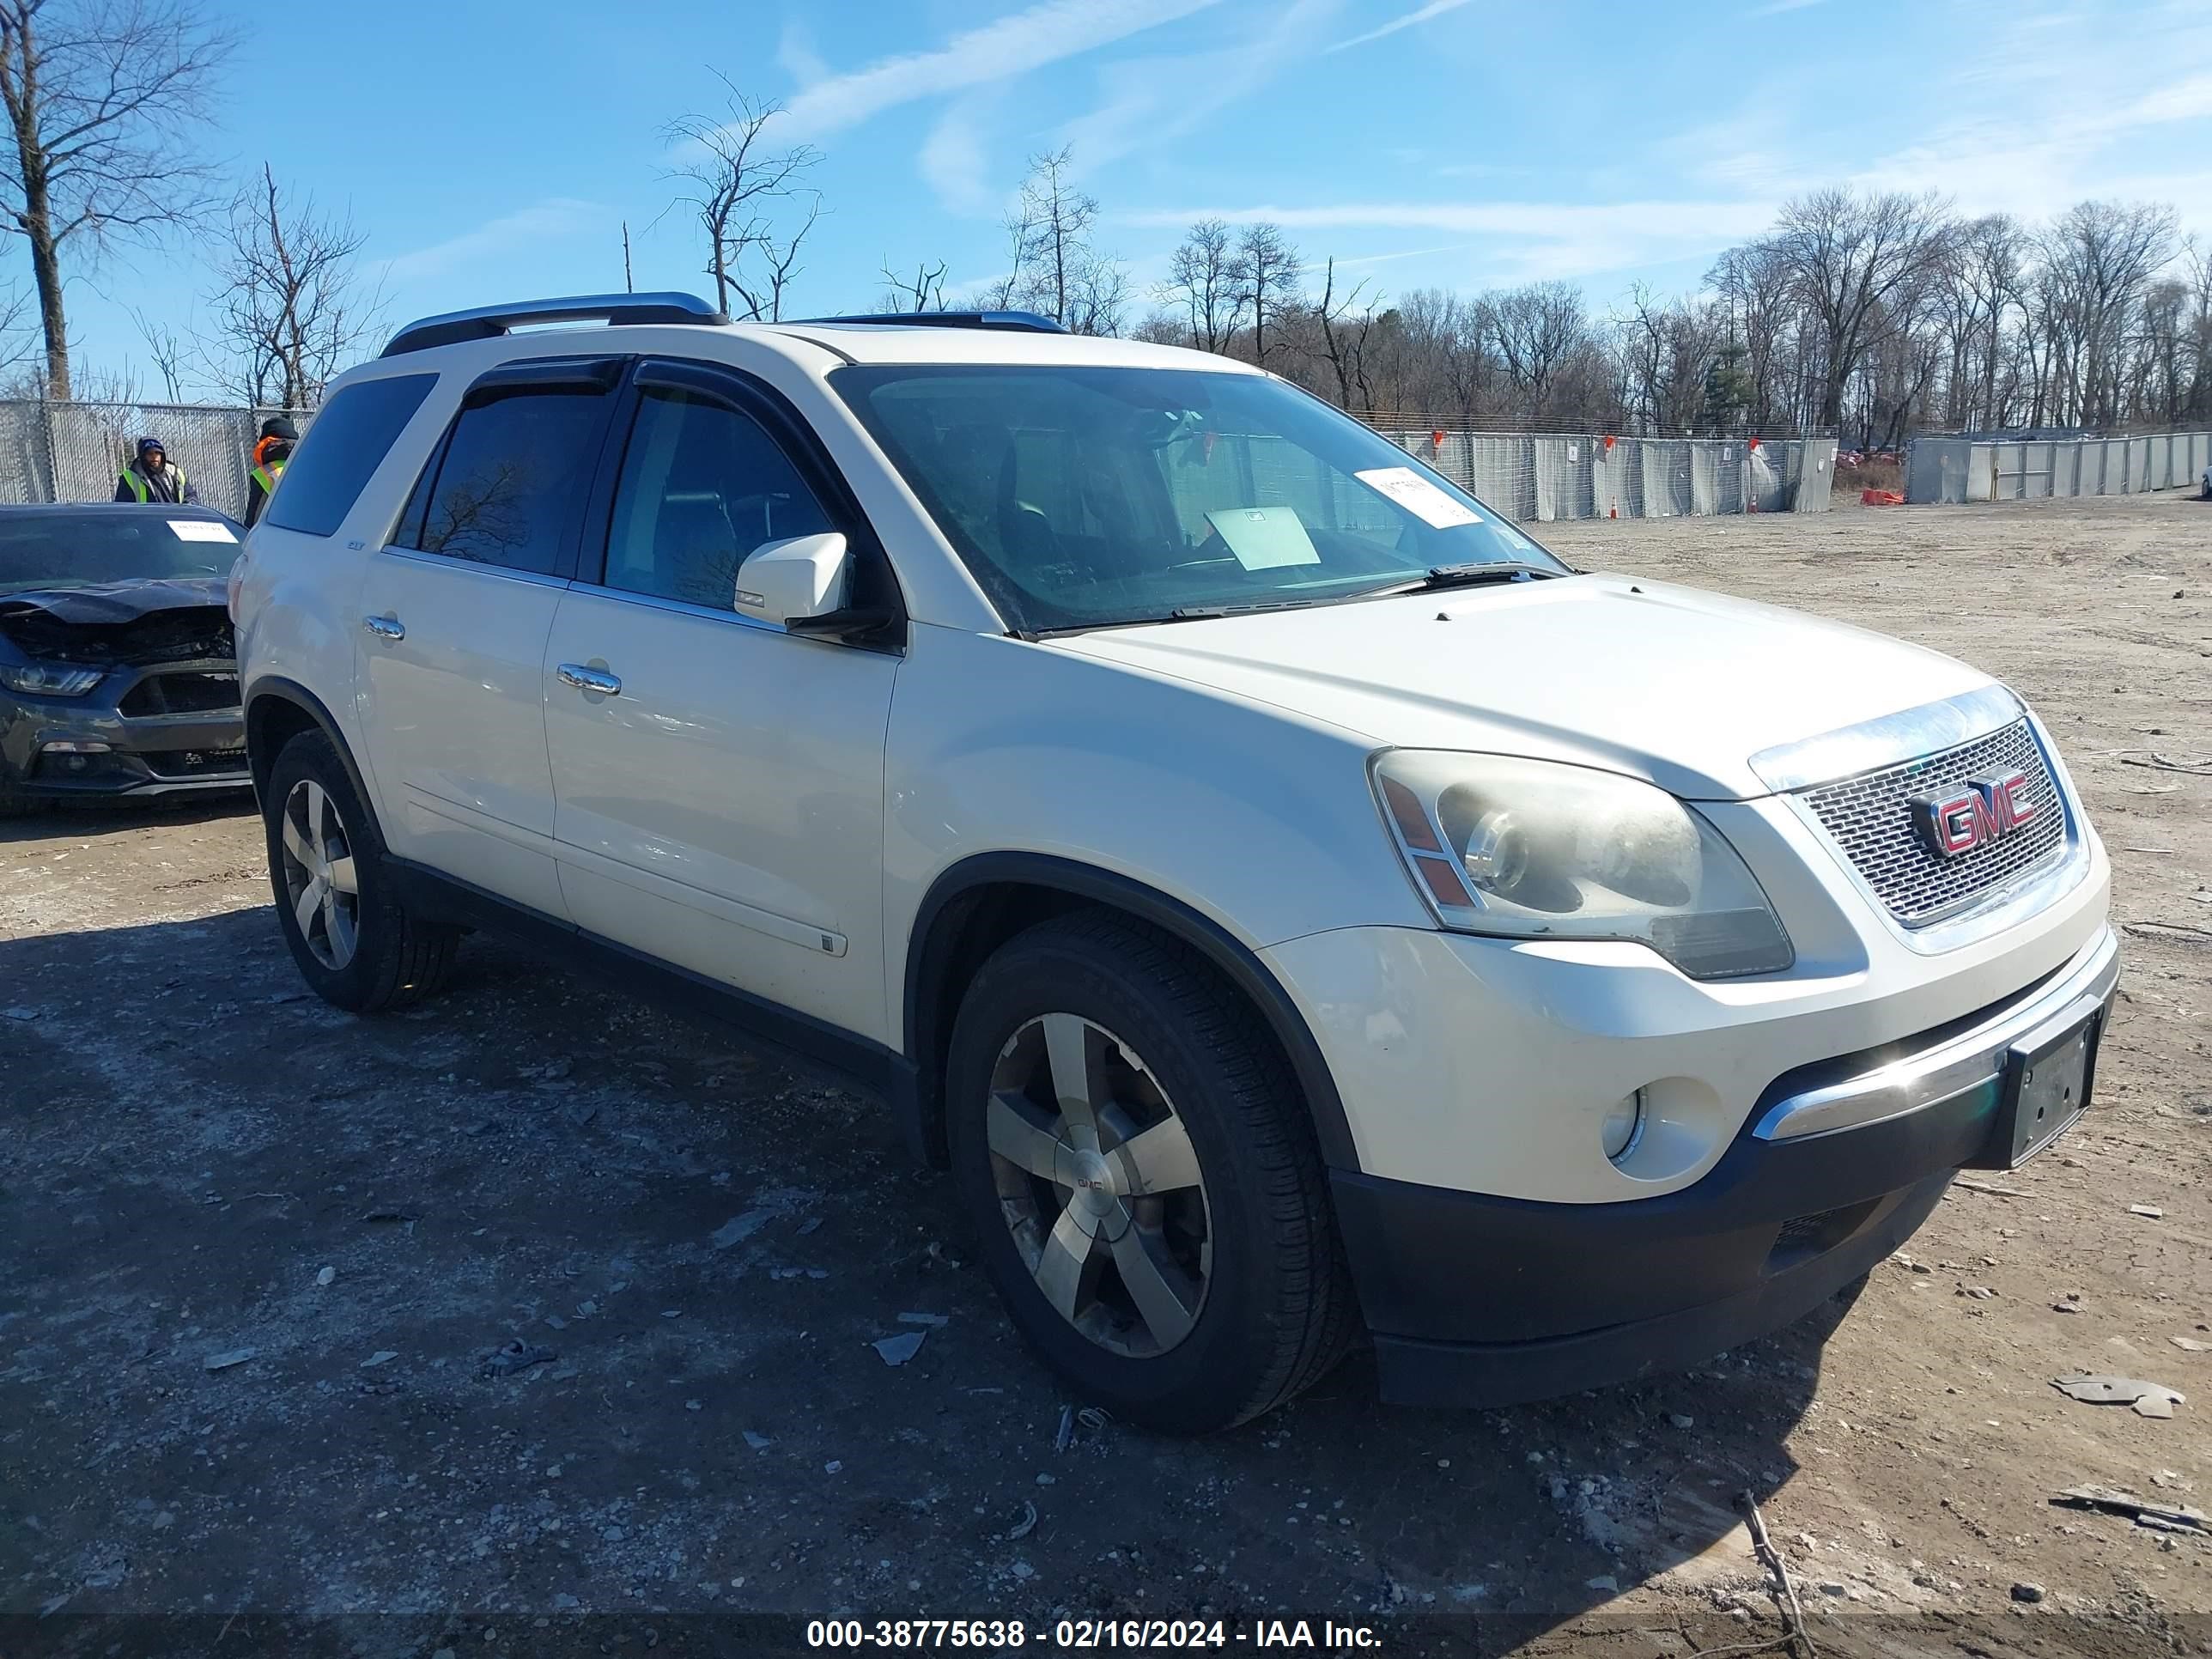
[
  {"left": 779, "top": 0, "right": 1226, "bottom": 137},
  {"left": 1123, "top": 199, "right": 1778, "bottom": 283},
  {"left": 1328, "top": 0, "right": 1477, "bottom": 52},
  {"left": 920, "top": 98, "right": 1000, "bottom": 218},
  {"left": 380, "top": 198, "right": 605, "bottom": 284},
  {"left": 1057, "top": 0, "right": 1340, "bottom": 173}
]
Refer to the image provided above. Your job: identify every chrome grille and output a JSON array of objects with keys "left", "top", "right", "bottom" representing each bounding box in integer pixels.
[{"left": 1798, "top": 720, "right": 2067, "bottom": 926}]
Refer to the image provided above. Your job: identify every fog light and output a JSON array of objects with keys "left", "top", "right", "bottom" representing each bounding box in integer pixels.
[
  {"left": 1601, "top": 1088, "right": 1647, "bottom": 1162},
  {"left": 40, "top": 740, "right": 111, "bottom": 754}
]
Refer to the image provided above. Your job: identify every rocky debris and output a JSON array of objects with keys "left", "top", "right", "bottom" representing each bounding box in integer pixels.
[
  {"left": 2012, "top": 1582, "right": 2046, "bottom": 1603},
  {"left": 202, "top": 1348, "right": 254, "bottom": 1372},
  {"left": 2051, "top": 1373, "right": 2186, "bottom": 1418},
  {"left": 478, "top": 1340, "right": 557, "bottom": 1380}
]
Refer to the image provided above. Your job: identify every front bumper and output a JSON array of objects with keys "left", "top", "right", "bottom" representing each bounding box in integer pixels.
[
  {"left": 1332, "top": 925, "right": 2118, "bottom": 1407},
  {"left": 1, "top": 664, "right": 248, "bottom": 802}
]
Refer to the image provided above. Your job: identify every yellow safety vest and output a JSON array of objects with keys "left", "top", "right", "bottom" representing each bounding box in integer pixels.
[
  {"left": 250, "top": 461, "right": 285, "bottom": 495},
  {"left": 118, "top": 465, "right": 185, "bottom": 503}
]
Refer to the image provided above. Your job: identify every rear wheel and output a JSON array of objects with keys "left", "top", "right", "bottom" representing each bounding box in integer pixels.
[
  {"left": 946, "top": 911, "right": 1353, "bottom": 1431},
  {"left": 264, "top": 731, "right": 459, "bottom": 1011}
]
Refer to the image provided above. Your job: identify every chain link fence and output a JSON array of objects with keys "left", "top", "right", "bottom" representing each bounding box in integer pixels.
[
  {"left": 0, "top": 399, "right": 315, "bottom": 522},
  {"left": 0, "top": 397, "right": 1836, "bottom": 528}
]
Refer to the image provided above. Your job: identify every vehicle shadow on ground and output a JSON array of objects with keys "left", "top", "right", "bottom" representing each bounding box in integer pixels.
[
  {"left": 0, "top": 792, "right": 255, "bottom": 846},
  {"left": 0, "top": 908, "right": 1833, "bottom": 1648}
]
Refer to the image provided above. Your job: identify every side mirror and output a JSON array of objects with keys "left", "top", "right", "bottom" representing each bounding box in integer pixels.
[{"left": 736, "top": 532, "right": 848, "bottom": 627}]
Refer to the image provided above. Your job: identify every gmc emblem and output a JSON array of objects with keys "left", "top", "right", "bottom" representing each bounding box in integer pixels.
[{"left": 1909, "top": 769, "right": 2038, "bottom": 857}]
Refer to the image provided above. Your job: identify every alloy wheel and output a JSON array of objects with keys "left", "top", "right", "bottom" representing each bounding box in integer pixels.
[
  {"left": 984, "top": 1013, "right": 1212, "bottom": 1357},
  {"left": 279, "top": 778, "right": 361, "bottom": 971}
]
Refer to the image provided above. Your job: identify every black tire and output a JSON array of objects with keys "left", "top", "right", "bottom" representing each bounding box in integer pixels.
[
  {"left": 945, "top": 910, "right": 1354, "bottom": 1432},
  {"left": 263, "top": 729, "right": 459, "bottom": 1012}
]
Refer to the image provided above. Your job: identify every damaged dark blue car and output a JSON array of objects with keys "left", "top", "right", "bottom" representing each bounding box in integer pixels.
[{"left": 0, "top": 504, "right": 250, "bottom": 816}]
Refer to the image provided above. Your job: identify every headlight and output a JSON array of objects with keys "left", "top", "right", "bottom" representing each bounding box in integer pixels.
[
  {"left": 0, "top": 661, "right": 104, "bottom": 696},
  {"left": 1373, "top": 750, "right": 1794, "bottom": 980}
]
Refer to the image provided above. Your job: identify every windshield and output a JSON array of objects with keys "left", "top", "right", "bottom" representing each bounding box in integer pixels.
[
  {"left": 0, "top": 509, "right": 240, "bottom": 596},
  {"left": 832, "top": 364, "right": 1563, "bottom": 632}
]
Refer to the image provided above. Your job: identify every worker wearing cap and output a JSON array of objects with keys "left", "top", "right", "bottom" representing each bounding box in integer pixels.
[
  {"left": 246, "top": 416, "right": 300, "bottom": 528},
  {"left": 114, "top": 437, "right": 198, "bottom": 505}
]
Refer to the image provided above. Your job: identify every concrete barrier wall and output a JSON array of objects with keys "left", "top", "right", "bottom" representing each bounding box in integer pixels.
[
  {"left": 1906, "top": 432, "right": 2212, "bottom": 503},
  {"left": 1375, "top": 430, "right": 1837, "bottom": 520}
]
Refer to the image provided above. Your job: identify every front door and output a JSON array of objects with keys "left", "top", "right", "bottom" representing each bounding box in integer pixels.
[
  {"left": 356, "top": 360, "right": 623, "bottom": 918},
  {"left": 542, "top": 361, "right": 899, "bottom": 1043}
]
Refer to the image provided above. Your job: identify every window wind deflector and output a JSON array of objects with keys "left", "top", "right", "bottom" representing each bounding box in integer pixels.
[{"left": 461, "top": 356, "right": 628, "bottom": 405}]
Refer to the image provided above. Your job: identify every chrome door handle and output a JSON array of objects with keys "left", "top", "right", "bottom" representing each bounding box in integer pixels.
[
  {"left": 556, "top": 663, "right": 621, "bottom": 696},
  {"left": 362, "top": 615, "right": 405, "bottom": 641}
]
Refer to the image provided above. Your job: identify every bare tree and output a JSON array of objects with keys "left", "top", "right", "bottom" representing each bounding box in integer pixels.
[
  {"left": 878, "top": 258, "right": 948, "bottom": 313},
  {"left": 203, "top": 164, "right": 378, "bottom": 409},
  {"left": 1314, "top": 257, "right": 1377, "bottom": 410},
  {"left": 0, "top": 0, "right": 232, "bottom": 398},
  {"left": 1159, "top": 218, "right": 1244, "bottom": 353},
  {"left": 662, "top": 80, "right": 822, "bottom": 322},
  {"left": 131, "top": 303, "right": 186, "bottom": 399},
  {"left": 2036, "top": 199, "right": 2176, "bottom": 426},
  {"left": 1766, "top": 188, "right": 1953, "bottom": 431},
  {"left": 1487, "top": 281, "right": 1592, "bottom": 422},
  {"left": 1235, "top": 222, "right": 1299, "bottom": 367},
  {"left": 987, "top": 147, "right": 1127, "bottom": 335}
]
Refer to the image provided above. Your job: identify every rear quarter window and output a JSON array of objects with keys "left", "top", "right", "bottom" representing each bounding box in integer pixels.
[{"left": 264, "top": 374, "right": 438, "bottom": 538}]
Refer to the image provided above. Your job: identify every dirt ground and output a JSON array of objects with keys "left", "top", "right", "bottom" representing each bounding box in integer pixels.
[{"left": 2, "top": 491, "right": 2208, "bottom": 1659}]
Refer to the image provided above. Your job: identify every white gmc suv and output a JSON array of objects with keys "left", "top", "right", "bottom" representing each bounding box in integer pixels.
[{"left": 233, "top": 294, "right": 2116, "bottom": 1431}]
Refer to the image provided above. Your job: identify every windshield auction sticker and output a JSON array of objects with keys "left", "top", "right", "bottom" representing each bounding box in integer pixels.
[
  {"left": 168, "top": 520, "right": 239, "bottom": 543},
  {"left": 1353, "top": 465, "right": 1483, "bottom": 528}
]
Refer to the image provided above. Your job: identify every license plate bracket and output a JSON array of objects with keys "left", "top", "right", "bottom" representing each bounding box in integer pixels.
[{"left": 1976, "top": 1000, "right": 2105, "bottom": 1170}]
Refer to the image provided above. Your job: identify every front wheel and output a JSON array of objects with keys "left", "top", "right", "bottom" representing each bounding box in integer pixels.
[{"left": 945, "top": 911, "right": 1353, "bottom": 1431}]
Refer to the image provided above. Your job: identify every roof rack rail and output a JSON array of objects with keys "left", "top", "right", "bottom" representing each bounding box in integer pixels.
[
  {"left": 791, "top": 310, "right": 1069, "bottom": 335},
  {"left": 380, "top": 292, "right": 728, "bottom": 358}
]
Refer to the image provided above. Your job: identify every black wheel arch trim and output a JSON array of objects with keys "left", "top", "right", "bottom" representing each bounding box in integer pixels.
[
  {"left": 900, "top": 852, "right": 1359, "bottom": 1171},
  {"left": 244, "top": 675, "right": 374, "bottom": 814}
]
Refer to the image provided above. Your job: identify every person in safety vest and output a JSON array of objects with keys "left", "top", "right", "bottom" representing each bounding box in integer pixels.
[
  {"left": 245, "top": 416, "right": 299, "bottom": 527},
  {"left": 113, "top": 437, "right": 198, "bottom": 504}
]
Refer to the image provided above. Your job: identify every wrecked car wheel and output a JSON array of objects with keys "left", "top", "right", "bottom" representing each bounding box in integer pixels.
[{"left": 264, "top": 730, "right": 458, "bottom": 1012}]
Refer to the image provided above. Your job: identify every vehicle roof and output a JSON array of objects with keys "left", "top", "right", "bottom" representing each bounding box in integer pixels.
[{"left": 362, "top": 315, "right": 1264, "bottom": 379}]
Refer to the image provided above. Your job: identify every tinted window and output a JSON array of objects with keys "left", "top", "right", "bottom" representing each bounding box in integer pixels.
[
  {"left": 0, "top": 508, "right": 242, "bottom": 594},
  {"left": 602, "top": 386, "right": 834, "bottom": 611},
  {"left": 398, "top": 388, "right": 611, "bottom": 576},
  {"left": 264, "top": 374, "right": 435, "bottom": 538}
]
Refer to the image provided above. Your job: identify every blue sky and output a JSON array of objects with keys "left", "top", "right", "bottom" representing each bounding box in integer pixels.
[{"left": 51, "top": 0, "right": 2212, "bottom": 395}]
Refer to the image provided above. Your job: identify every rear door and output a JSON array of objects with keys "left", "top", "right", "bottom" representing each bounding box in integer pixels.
[
  {"left": 355, "top": 357, "right": 624, "bottom": 918},
  {"left": 541, "top": 357, "right": 902, "bottom": 1043}
]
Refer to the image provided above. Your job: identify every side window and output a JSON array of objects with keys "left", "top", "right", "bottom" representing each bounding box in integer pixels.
[
  {"left": 601, "top": 386, "right": 835, "bottom": 611},
  {"left": 263, "top": 374, "right": 435, "bottom": 538},
  {"left": 394, "top": 387, "right": 610, "bottom": 576}
]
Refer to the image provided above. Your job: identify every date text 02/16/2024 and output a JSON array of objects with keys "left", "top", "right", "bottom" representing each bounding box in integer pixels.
[{"left": 805, "top": 1620, "right": 1385, "bottom": 1649}]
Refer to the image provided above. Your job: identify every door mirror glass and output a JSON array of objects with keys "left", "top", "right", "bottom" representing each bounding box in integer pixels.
[{"left": 736, "top": 532, "right": 848, "bottom": 625}]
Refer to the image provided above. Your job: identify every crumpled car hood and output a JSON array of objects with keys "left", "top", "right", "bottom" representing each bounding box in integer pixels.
[
  {"left": 0, "top": 577, "right": 233, "bottom": 665},
  {"left": 1048, "top": 574, "right": 1996, "bottom": 800}
]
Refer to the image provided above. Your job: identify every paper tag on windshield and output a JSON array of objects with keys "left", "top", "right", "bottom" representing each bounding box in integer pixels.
[
  {"left": 169, "top": 519, "right": 237, "bottom": 544},
  {"left": 1205, "top": 506, "right": 1320, "bottom": 571},
  {"left": 1354, "top": 466, "right": 1482, "bottom": 528}
]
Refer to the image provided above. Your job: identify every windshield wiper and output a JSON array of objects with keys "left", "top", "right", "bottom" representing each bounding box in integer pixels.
[
  {"left": 1026, "top": 597, "right": 1322, "bottom": 639},
  {"left": 1339, "top": 560, "right": 1572, "bottom": 602}
]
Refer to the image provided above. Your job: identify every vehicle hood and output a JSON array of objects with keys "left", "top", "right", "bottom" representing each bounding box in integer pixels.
[
  {"left": 0, "top": 575, "right": 229, "bottom": 625},
  {"left": 1048, "top": 573, "right": 1995, "bottom": 800},
  {"left": 0, "top": 577, "right": 234, "bottom": 666}
]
